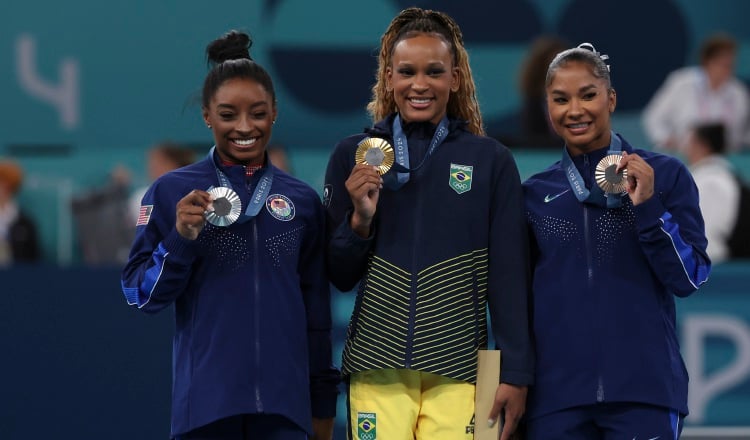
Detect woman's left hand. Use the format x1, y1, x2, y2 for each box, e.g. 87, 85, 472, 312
617, 151, 654, 206
488, 383, 527, 440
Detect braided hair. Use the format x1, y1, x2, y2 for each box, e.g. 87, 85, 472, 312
367, 7, 484, 135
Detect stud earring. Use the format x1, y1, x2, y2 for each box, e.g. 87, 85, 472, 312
272, 120, 276, 125
207, 124, 212, 129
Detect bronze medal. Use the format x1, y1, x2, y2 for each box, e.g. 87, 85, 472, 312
595, 154, 628, 194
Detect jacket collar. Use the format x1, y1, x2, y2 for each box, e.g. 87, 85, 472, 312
365, 113, 468, 139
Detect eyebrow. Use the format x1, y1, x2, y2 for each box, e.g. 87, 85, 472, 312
395, 60, 448, 67
550, 84, 598, 95
216, 101, 268, 110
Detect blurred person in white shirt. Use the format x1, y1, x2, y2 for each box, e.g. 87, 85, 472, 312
643, 33, 750, 153
686, 123, 742, 262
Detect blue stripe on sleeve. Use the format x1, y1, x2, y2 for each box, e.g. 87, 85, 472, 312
659, 212, 709, 289
138, 243, 169, 308
122, 243, 169, 308
670, 409, 680, 440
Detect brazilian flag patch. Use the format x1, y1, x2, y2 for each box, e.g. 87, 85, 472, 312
449, 163, 473, 194
357, 412, 376, 440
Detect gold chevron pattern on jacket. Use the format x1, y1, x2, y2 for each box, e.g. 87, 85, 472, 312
342, 249, 489, 383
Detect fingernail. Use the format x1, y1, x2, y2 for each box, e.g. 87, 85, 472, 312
488, 418, 496, 428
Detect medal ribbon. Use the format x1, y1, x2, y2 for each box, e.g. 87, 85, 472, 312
208, 146, 274, 223
388, 114, 450, 189
561, 131, 623, 208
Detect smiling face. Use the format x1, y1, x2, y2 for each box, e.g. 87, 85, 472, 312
386, 33, 459, 125
546, 60, 616, 155
203, 77, 277, 166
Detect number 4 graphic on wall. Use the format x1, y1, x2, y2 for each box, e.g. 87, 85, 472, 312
15, 33, 79, 130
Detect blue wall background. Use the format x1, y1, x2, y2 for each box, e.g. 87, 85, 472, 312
1, 264, 749, 439
3, 0, 750, 152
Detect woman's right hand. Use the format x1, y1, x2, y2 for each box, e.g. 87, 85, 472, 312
345, 164, 382, 238
176, 189, 212, 240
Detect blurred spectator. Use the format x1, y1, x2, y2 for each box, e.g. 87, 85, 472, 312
0, 160, 41, 265
72, 141, 194, 266
517, 35, 568, 149
686, 122, 750, 262
643, 32, 750, 153
128, 142, 196, 223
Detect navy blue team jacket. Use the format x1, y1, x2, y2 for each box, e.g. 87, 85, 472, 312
121, 150, 339, 437
325, 114, 534, 386
523, 133, 710, 419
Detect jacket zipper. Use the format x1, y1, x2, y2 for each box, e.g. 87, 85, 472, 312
583, 154, 605, 403
405, 183, 424, 369
585, 203, 604, 401
253, 219, 263, 412
405, 198, 421, 369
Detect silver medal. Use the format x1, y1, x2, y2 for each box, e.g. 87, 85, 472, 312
204, 186, 242, 226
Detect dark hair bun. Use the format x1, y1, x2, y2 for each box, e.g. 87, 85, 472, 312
206, 30, 252, 65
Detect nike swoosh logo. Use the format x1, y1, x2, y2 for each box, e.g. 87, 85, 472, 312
544, 189, 570, 203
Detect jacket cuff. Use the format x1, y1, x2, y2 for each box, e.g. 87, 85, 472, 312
334, 211, 375, 253
633, 195, 667, 232
500, 369, 534, 387
161, 228, 199, 265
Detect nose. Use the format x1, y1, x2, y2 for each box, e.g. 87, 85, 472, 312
411, 73, 429, 92
568, 98, 583, 117
236, 115, 253, 133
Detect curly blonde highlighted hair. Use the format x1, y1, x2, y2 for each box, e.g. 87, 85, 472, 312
366, 7, 484, 135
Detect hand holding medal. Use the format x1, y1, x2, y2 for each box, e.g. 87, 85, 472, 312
346, 137, 391, 238
615, 151, 654, 206
176, 189, 213, 240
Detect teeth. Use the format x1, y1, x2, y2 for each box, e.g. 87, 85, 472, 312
410, 98, 431, 104
569, 123, 588, 129
233, 139, 257, 146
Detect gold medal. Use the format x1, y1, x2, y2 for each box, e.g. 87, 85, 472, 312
204, 186, 242, 226
595, 154, 628, 194
355, 137, 395, 175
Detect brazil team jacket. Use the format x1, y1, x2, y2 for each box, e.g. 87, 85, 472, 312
120, 150, 339, 437
523, 133, 710, 419
324, 114, 534, 386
